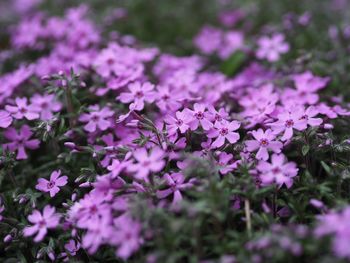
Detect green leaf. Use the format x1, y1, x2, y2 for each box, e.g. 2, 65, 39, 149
302, 145, 310, 156
221, 51, 247, 76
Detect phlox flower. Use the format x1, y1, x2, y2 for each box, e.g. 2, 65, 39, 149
256, 34, 289, 62
128, 147, 165, 182
165, 110, 191, 136
216, 152, 240, 174
268, 110, 307, 141
5, 97, 39, 120
117, 82, 156, 111
30, 93, 62, 120
298, 106, 323, 127
156, 172, 196, 207
112, 214, 143, 259
36, 170, 68, 197
257, 154, 298, 188
245, 129, 283, 161
207, 120, 240, 148
185, 103, 213, 131
23, 205, 60, 242
79, 105, 114, 132
3, 125, 40, 160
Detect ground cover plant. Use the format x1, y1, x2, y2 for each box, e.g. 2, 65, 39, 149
1, 0, 350, 262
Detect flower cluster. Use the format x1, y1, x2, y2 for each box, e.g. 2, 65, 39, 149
1, 1, 350, 262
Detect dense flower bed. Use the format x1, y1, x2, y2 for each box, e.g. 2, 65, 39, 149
1, 1, 350, 262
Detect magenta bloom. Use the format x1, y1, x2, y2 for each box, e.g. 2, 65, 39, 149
185, 103, 213, 131
5, 97, 39, 120
217, 152, 239, 175
165, 110, 191, 135
298, 106, 323, 127
256, 34, 289, 62
207, 120, 240, 148
245, 129, 283, 161
36, 170, 68, 197
79, 105, 114, 132
0, 110, 13, 128
269, 110, 307, 141
23, 205, 61, 242
117, 82, 156, 111
30, 93, 62, 120
3, 125, 40, 160
128, 147, 165, 182
257, 154, 298, 188
112, 214, 143, 259
156, 172, 196, 207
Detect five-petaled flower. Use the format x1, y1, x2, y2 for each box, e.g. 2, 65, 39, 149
36, 170, 68, 197
79, 105, 114, 133
257, 154, 298, 188
245, 129, 283, 160
128, 147, 165, 182
117, 82, 156, 111
3, 125, 40, 160
23, 205, 61, 242
207, 120, 240, 148
5, 97, 39, 120
256, 34, 289, 62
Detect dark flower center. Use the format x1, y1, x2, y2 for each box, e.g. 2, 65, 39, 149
135, 91, 144, 98
38, 220, 46, 228
220, 128, 229, 136
41, 102, 48, 109
272, 167, 281, 174
47, 181, 55, 189
260, 139, 269, 146
19, 107, 27, 114
107, 58, 115, 65
215, 114, 222, 121
176, 119, 183, 126
285, 119, 294, 128
195, 111, 204, 120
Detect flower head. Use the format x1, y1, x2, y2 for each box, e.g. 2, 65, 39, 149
79, 105, 114, 133
3, 125, 40, 159
207, 120, 240, 148
36, 170, 68, 197
5, 97, 39, 120
256, 34, 289, 62
23, 205, 61, 242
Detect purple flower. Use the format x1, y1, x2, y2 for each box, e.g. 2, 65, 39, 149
316, 206, 350, 259
298, 106, 323, 127
3, 125, 40, 160
0, 110, 13, 128
35, 170, 68, 197
128, 147, 165, 182
156, 172, 196, 207
23, 205, 60, 242
165, 110, 191, 135
185, 103, 213, 131
207, 120, 240, 148
79, 105, 114, 132
30, 93, 62, 120
257, 154, 298, 188
245, 129, 283, 160
117, 82, 156, 111
256, 34, 289, 62
269, 110, 307, 141
216, 152, 239, 175
5, 97, 39, 120
112, 214, 143, 259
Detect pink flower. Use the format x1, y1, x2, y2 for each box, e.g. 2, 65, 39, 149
3, 125, 40, 160
5, 97, 39, 120
30, 93, 62, 120
245, 129, 283, 161
165, 110, 191, 136
185, 103, 213, 131
156, 172, 196, 206
23, 205, 61, 242
216, 152, 239, 174
207, 120, 240, 148
79, 105, 114, 132
128, 147, 165, 182
256, 34, 289, 62
257, 154, 298, 188
0, 110, 13, 128
112, 214, 143, 259
298, 106, 323, 127
117, 82, 156, 111
35, 170, 68, 197
269, 110, 307, 141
